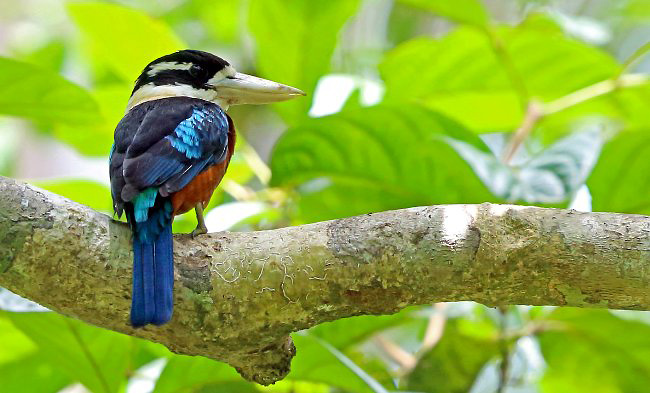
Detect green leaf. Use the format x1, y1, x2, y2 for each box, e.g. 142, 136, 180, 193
153, 355, 250, 393
380, 26, 621, 133
404, 319, 499, 393
398, 0, 489, 27
68, 2, 185, 81
55, 84, 131, 156
0, 125, 19, 176
539, 308, 650, 392
288, 334, 387, 393
0, 312, 36, 364
33, 180, 113, 213
17, 41, 66, 72
0, 352, 71, 393
624, 0, 650, 23
8, 312, 131, 393
257, 380, 330, 393
588, 130, 650, 214
248, 0, 361, 122
456, 129, 603, 204
197, 382, 259, 393
270, 105, 495, 222
315, 337, 390, 393
425, 90, 524, 132
191, 0, 243, 44
0, 57, 100, 125
0, 313, 72, 392
308, 308, 416, 350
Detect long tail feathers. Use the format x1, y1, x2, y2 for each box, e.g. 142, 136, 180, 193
131, 222, 174, 327
152, 223, 174, 325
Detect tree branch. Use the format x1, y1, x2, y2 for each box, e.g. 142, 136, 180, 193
2, 176, 650, 384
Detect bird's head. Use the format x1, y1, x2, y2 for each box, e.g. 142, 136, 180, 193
127, 49, 304, 111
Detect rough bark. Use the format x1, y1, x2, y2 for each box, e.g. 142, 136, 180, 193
1, 176, 650, 384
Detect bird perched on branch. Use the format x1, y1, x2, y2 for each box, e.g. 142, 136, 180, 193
109, 50, 304, 327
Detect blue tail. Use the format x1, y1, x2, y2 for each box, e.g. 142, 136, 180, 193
130, 200, 174, 327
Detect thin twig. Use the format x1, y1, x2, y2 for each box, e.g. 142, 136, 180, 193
496, 32, 649, 165
374, 335, 417, 372
242, 144, 272, 185
501, 320, 562, 340
501, 100, 544, 164
419, 303, 447, 353
501, 73, 648, 165
222, 180, 256, 201
543, 74, 648, 115
496, 307, 511, 393
375, 303, 448, 378
620, 41, 650, 76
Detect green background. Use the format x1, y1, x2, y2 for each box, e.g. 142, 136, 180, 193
0, 0, 649, 392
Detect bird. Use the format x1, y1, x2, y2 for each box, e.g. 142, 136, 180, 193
109, 50, 304, 327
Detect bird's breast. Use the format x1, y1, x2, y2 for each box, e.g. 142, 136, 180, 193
171, 160, 230, 215
170, 113, 236, 216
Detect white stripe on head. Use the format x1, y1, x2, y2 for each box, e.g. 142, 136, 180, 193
206, 65, 237, 86
146, 62, 193, 77
126, 83, 230, 112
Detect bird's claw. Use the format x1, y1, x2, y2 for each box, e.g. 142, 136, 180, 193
191, 203, 208, 238
191, 226, 208, 239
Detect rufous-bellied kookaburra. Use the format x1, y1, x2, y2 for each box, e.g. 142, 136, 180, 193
109, 50, 304, 327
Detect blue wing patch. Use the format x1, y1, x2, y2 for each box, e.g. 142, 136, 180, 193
167, 108, 229, 159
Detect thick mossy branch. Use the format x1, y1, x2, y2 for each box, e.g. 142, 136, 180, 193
1, 176, 650, 384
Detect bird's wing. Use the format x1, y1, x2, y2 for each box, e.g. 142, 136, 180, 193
109, 97, 230, 217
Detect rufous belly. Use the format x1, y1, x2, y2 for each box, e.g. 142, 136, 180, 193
171, 161, 228, 215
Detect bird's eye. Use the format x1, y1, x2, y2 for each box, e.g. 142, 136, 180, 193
189, 65, 205, 78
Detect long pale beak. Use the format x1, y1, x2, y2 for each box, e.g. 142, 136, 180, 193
211, 72, 305, 105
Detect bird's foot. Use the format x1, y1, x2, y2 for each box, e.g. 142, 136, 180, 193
191, 224, 208, 238
191, 203, 208, 238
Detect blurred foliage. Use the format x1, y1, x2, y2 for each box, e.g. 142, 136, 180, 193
456, 129, 603, 203
398, 0, 490, 27
0, 57, 100, 125
589, 130, 650, 214
539, 308, 650, 392
35, 179, 114, 213
68, 3, 185, 81
406, 319, 500, 393
249, 0, 361, 122
271, 104, 495, 222
380, 23, 625, 134
0, 0, 649, 392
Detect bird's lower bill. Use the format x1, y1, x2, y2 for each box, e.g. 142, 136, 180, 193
211, 72, 305, 105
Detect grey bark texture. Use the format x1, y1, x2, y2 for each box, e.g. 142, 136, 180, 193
1, 176, 650, 384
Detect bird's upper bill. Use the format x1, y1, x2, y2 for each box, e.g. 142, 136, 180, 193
214, 72, 305, 105
127, 49, 305, 111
